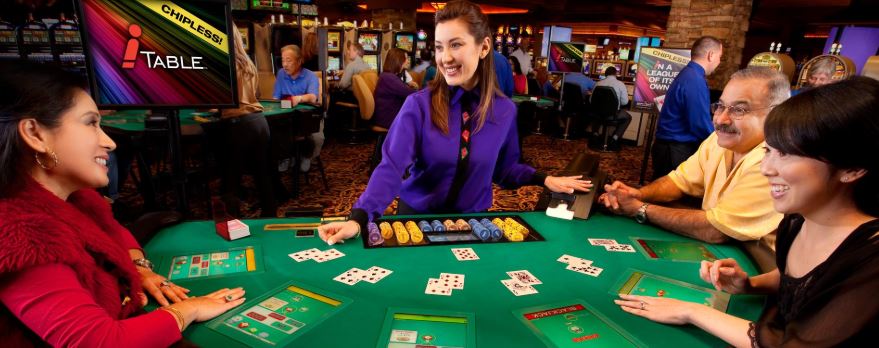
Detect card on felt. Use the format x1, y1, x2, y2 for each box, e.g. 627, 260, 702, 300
557, 254, 592, 267
589, 238, 618, 246
501, 278, 538, 296
361, 266, 393, 283
333, 268, 363, 285
289, 248, 320, 262
507, 270, 542, 285
451, 247, 479, 261
606, 244, 636, 253
440, 273, 465, 289
314, 248, 345, 263
425, 278, 452, 296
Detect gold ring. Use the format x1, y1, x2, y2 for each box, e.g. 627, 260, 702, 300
224, 295, 234, 303
160, 280, 171, 287
640, 301, 646, 310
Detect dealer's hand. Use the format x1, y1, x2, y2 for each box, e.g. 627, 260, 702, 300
138, 267, 190, 307
544, 175, 593, 194
318, 220, 360, 246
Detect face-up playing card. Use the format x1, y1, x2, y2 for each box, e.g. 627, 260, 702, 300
605, 244, 636, 252
440, 273, 465, 289
507, 270, 542, 285
289, 248, 320, 262
333, 268, 364, 285
589, 238, 618, 246
566, 264, 603, 277
557, 254, 592, 267
313, 248, 345, 263
425, 278, 452, 296
501, 278, 538, 296
360, 266, 393, 283
451, 248, 479, 261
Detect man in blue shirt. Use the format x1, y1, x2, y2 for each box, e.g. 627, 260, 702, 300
652, 36, 723, 179
565, 71, 595, 99
493, 50, 514, 97
273, 44, 323, 172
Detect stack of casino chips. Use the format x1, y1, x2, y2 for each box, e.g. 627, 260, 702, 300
468, 219, 491, 241
454, 219, 470, 230
379, 222, 394, 239
404, 221, 425, 243
443, 220, 458, 231
430, 220, 445, 232
392, 221, 410, 244
492, 217, 526, 242
367, 222, 384, 246
504, 218, 530, 237
417, 221, 433, 233
479, 218, 503, 241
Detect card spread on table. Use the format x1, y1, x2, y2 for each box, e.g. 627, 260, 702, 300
451, 248, 479, 261
333, 266, 392, 285
507, 270, 542, 285
589, 238, 618, 246
557, 254, 603, 277
605, 244, 636, 253
440, 273, 466, 289
289, 248, 345, 263
501, 278, 539, 296
425, 273, 465, 295
557, 254, 592, 267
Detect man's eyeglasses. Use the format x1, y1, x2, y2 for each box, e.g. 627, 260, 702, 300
711, 102, 775, 120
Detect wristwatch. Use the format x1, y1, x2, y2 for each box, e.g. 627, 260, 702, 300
635, 203, 650, 224
133, 258, 154, 271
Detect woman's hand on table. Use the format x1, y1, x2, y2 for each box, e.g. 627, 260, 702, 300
700, 259, 751, 294
318, 221, 360, 245
163, 287, 246, 331
138, 266, 190, 307
544, 175, 593, 194
614, 293, 698, 325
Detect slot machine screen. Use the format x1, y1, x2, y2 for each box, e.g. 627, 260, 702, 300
358, 32, 379, 52
362, 54, 377, 70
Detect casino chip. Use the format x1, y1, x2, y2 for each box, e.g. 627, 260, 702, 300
443, 219, 458, 231
417, 220, 433, 232
455, 219, 470, 230
392, 221, 410, 244
379, 222, 394, 239
430, 220, 445, 232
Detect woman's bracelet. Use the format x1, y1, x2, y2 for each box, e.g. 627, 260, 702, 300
160, 306, 185, 331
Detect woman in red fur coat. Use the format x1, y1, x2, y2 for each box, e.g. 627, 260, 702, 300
0, 61, 245, 347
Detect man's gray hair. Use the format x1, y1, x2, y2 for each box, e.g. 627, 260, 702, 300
729, 67, 791, 106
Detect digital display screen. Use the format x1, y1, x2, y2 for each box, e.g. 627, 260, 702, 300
358, 32, 379, 52
547, 41, 584, 73
362, 54, 377, 70
395, 33, 414, 52
80, 0, 238, 108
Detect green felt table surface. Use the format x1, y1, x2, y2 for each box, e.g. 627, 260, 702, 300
144, 212, 765, 347
511, 95, 556, 109
100, 101, 317, 133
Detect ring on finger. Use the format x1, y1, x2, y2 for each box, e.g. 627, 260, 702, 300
160, 280, 171, 287
224, 295, 235, 303
640, 301, 646, 310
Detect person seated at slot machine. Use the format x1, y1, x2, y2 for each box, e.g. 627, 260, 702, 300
412, 48, 432, 73
615, 76, 879, 348
374, 48, 418, 129
0, 61, 245, 347
318, 0, 592, 245
273, 44, 324, 172
338, 41, 371, 91
589, 66, 632, 150
600, 68, 789, 263
791, 57, 835, 96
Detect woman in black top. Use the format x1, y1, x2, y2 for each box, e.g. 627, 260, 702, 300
615, 76, 879, 347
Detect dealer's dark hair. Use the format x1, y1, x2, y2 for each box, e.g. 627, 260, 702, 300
0, 61, 86, 197
764, 76, 879, 216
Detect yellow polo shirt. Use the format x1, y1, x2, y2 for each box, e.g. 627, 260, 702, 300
667, 133, 782, 242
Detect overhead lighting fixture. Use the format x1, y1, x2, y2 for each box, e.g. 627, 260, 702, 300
430, 2, 446, 10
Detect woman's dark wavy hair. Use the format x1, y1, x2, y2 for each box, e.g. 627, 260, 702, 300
0, 61, 87, 197
764, 76, 879, 216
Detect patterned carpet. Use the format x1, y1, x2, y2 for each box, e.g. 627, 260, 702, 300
115, 133, 654, 222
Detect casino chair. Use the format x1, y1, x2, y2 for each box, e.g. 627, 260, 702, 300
293, 71, 329, 193
588, 86, 626, 152
350, 74, 386, 173
557, 83, 586, 141
409, 69, 425, 89
334, 70, 378, 144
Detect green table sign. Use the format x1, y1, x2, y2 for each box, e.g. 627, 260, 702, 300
632, 238, 718, 262
515, 300, 642, 347
208, 281, 351, 347
377, 308, 476, 348
161, 246, 262, 281
614, 270, 730, 312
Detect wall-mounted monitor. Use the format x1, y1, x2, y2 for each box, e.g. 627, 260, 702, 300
540, 26, 571, 57
79, 0, 238, 108
395, 33, 414, 52
593, 60, 624, 76
547, 41, 585, 73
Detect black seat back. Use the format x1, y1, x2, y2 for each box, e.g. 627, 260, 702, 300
590, 86, 619, 120
561, 82, 584, 114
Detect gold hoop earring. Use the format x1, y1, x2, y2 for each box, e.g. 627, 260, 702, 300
35, 151, 59, 170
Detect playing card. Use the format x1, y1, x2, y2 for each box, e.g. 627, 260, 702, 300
605, 244, 636, 252
425, 278, 452, 296
451, 248, 479, 261
589, 238, 618, 246
507, 270, 542, 285
501, 278, 538, 296
333, 268, 363, 285
566, 264, 603, 277
360, 266, 393, 283
289, 248, 320, 262
314, 248, 345, 263
440, 273, 465, 289
556, 254, 592, 267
